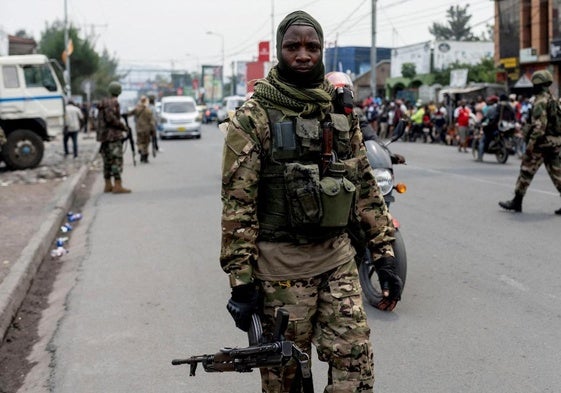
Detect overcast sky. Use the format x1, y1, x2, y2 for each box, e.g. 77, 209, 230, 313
2, 0, 494, 74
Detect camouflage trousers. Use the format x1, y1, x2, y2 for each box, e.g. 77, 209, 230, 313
258, 260, 374, 393
136, 131, 151, 155
100, 141, 124, 180
515, 146, 561, 196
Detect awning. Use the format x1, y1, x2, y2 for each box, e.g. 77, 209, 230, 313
513, 74, 533, 88
386, 76, 410, 89
438, 85, 486, 95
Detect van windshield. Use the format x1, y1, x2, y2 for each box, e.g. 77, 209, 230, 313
163, 101, 195, 113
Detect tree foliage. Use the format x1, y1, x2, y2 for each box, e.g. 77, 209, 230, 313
429, 4, 479, 41
401, 63, 416, 79
37, 20, 120, 101
432, 57, 498, 86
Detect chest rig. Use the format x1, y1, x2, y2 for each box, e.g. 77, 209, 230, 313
257, 109, 356, 243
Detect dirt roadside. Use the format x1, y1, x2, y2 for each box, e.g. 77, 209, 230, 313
0, 134, 100, 392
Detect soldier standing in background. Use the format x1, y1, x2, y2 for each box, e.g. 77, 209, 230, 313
97, 81, 132, 194
499, 70, 561, 213
127, 96, 155, 163
148, 95, 160, 154
220, 10, 401, 392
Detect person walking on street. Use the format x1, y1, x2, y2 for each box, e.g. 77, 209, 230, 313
455, 100, 471, 152
64, 100, 83, 158
220, 10, 401, 392
127, 96, 155, 163
96, 81, 132, 194
499, 70, 561, 213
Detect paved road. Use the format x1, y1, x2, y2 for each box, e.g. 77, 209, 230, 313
7, 125, 561, 392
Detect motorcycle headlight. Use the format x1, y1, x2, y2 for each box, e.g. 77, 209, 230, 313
371, 168, 393, 195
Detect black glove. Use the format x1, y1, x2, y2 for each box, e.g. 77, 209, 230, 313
375, 257, 403, 311
226, 283, 260, 332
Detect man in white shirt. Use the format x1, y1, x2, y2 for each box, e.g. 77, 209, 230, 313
64, 101, 84, 158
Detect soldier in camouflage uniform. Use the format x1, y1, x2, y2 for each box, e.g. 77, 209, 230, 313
127, 95, 155, 163
499, 70, 561, 214
97, 81, 132, 193
220, 11, 402, 393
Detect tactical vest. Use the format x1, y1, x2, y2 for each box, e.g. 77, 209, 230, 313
257, 109, 357, 243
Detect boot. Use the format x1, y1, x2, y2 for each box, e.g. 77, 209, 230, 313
555, 207, 561, 215
498, 193, 523, 212
104, 178, 113, 193
112, 179, 131, 194
143, 154, 149, 163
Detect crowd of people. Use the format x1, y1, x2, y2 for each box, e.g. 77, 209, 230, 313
356, 93, 533, 159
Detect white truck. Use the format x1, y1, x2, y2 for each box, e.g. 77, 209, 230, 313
0, 54, 66, 169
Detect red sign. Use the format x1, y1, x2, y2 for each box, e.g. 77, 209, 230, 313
258, 41, 270, 62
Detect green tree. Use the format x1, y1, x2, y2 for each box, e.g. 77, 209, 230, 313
90, 49, 123, 101
38, 21, 100, 97
14, 29, 34, 39
429, 4, 478, 41
401, 63, 416, 79
433, 57, 498, 86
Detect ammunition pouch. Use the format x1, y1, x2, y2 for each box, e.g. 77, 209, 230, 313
258, 109, 356, 243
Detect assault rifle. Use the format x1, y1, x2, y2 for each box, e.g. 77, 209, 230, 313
121, 114, 136, 166
171, 309, 314, 392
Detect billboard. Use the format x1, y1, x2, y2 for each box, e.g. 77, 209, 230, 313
201, 65, 223, 104
258, 41, 270, 62
433, 40, 493, 70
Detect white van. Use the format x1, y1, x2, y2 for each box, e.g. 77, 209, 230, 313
157, 96, 201, 139
216, 95, 246, 122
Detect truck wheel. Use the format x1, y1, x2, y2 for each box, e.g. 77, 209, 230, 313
2, 129, 44, 170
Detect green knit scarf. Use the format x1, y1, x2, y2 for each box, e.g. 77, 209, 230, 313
253, 67, 335, 118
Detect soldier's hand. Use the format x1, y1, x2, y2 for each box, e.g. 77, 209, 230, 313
375, 256, 402, 311
226, 283, 260, 332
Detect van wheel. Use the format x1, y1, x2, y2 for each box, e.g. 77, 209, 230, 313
2, 129, 44, 170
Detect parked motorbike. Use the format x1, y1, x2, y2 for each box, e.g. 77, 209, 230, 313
356, 119, 408, 309
471, 120, 517, 163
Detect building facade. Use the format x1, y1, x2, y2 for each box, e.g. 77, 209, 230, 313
495, 0, 561, 97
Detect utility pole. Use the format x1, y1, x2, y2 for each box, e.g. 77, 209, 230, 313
64, 0, 71, 99
370, 0, 377, 98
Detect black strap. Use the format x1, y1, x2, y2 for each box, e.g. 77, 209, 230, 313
289, 359, 314, 393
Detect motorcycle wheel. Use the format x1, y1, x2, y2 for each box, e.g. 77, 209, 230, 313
358, 229, 407, 309
494, 139, 509, 164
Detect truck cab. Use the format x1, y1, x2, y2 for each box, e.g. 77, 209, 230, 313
0, 54, 65, 169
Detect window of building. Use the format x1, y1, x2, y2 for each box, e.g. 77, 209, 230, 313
553, 0, 561, 39
498, 0, 520, 59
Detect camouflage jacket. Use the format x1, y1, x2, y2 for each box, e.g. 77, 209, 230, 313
527, 90, 561, 148
97, 97, 126, 142
128, 104, 155, 135
220, 99, 395, 287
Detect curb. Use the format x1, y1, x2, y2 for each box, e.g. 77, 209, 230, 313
0, 164, 90, 341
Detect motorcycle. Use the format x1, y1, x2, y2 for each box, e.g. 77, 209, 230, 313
356, 119, 408, 309
471, 120, 517, 163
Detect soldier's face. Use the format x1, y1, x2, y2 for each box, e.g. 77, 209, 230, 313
281, 25, 321, 74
